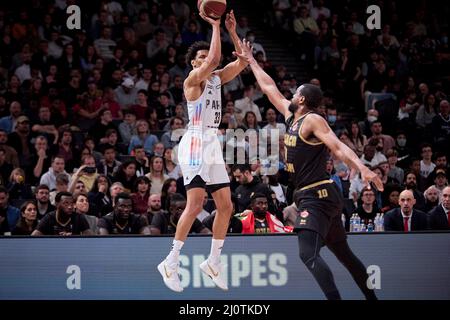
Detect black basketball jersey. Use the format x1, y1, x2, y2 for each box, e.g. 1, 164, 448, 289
284, 112, 329, 189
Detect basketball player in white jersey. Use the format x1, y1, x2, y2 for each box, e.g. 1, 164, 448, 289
158, 10, 247, 292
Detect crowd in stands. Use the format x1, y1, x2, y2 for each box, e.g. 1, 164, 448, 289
0, 0, 448, 236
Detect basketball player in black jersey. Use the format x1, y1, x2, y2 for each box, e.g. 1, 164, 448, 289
235, 40, 383, 300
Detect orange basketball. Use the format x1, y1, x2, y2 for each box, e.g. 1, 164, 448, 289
197, 0, 227, 19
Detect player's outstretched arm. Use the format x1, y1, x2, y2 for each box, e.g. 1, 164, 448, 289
225, 10, 241, 54
184, 13, 221, 88
306, 113, 384, 191
215, 10, 248, 84
234, 40, 290, 118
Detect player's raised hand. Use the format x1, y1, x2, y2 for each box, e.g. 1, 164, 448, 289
361, 167, 384, 192
199, 11, 221, 27
225, 10, 236, 32
232, 39, 254, 63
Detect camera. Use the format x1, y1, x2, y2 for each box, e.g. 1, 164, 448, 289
82, 166, 96, 174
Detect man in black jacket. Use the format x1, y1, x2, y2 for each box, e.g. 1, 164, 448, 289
232, 164, 274, 214
384, 189, 428, 231
428, 186, 450, 230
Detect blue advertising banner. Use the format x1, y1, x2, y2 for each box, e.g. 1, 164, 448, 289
1, 233, 449, 300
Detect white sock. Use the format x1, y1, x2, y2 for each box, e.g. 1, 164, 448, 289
166, 239, 184, 265
209, 239, 224, 264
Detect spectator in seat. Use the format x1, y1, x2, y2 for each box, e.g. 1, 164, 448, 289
130, 89, 150, 120
404, 171, 426, 211
49, 174, 69, 206
98, 192, 150, 235
12, 200, 38, 235
163, 147, 181, 179
7, 115, 33, 168
150, 193, 210, 235
39, 156, 71, 191
131, 176, 151, 215
114, 77, 138, 110
423, 185, 440, 212
71, 154, 99, 193
385, 149, 404, 185
419, 143, 435, 180
73, 192, 97, 234
113, 160, 138, 193
355, 187, 380, 225
426, 153, 449, 187
380, 186, 400, 213
88, 109, 118, 146
160, 178, 178, 211
241, 193, 286, 234
31, 105, 58, 144
147, 193, 162, 225
360, 141, 386, 168
97, 144, 121, 181
7, 168, 33, 200
35, 184, 55, 219
160, 116, 184, 149
232, 164, 275, 214
119, 110, 137, 145
133, 145, 150, 177
0, 186, 20, 235
428, 186, 450, 230
431, 169, 448, 194
146, 156, 169, 195
367, 121, 395, 154
0, 130, 19, 168
234, 85, 262, 124
32, 191, 92, 236
263, 107, 286, 136
27, 135, 52, 186
88, 174, 113, 217
0, 101, 22, 134
128, 120, 159, 155
383, 189, 428, 232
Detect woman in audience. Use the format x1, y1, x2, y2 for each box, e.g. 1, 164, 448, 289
160, 178, 177, 211
114, 160, 138, 193
88, 174, 112, 217
145, 156, 169, 194
240, 111, 261, 131
74, 192, 97, 234
12, 201, 39, 235
349, 121, 367, 157
163, 147, 181, 179
131, 176, 151, 215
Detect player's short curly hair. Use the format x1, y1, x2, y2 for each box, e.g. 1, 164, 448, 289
185, 41, 210, 65
297, 83, 323, 110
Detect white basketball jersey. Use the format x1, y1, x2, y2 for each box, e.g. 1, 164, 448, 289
186, 74, 222, 131
178, 74, 224, 175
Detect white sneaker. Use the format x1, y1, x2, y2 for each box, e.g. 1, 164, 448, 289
157, 259, 183, 292
199, 259, 228, 291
